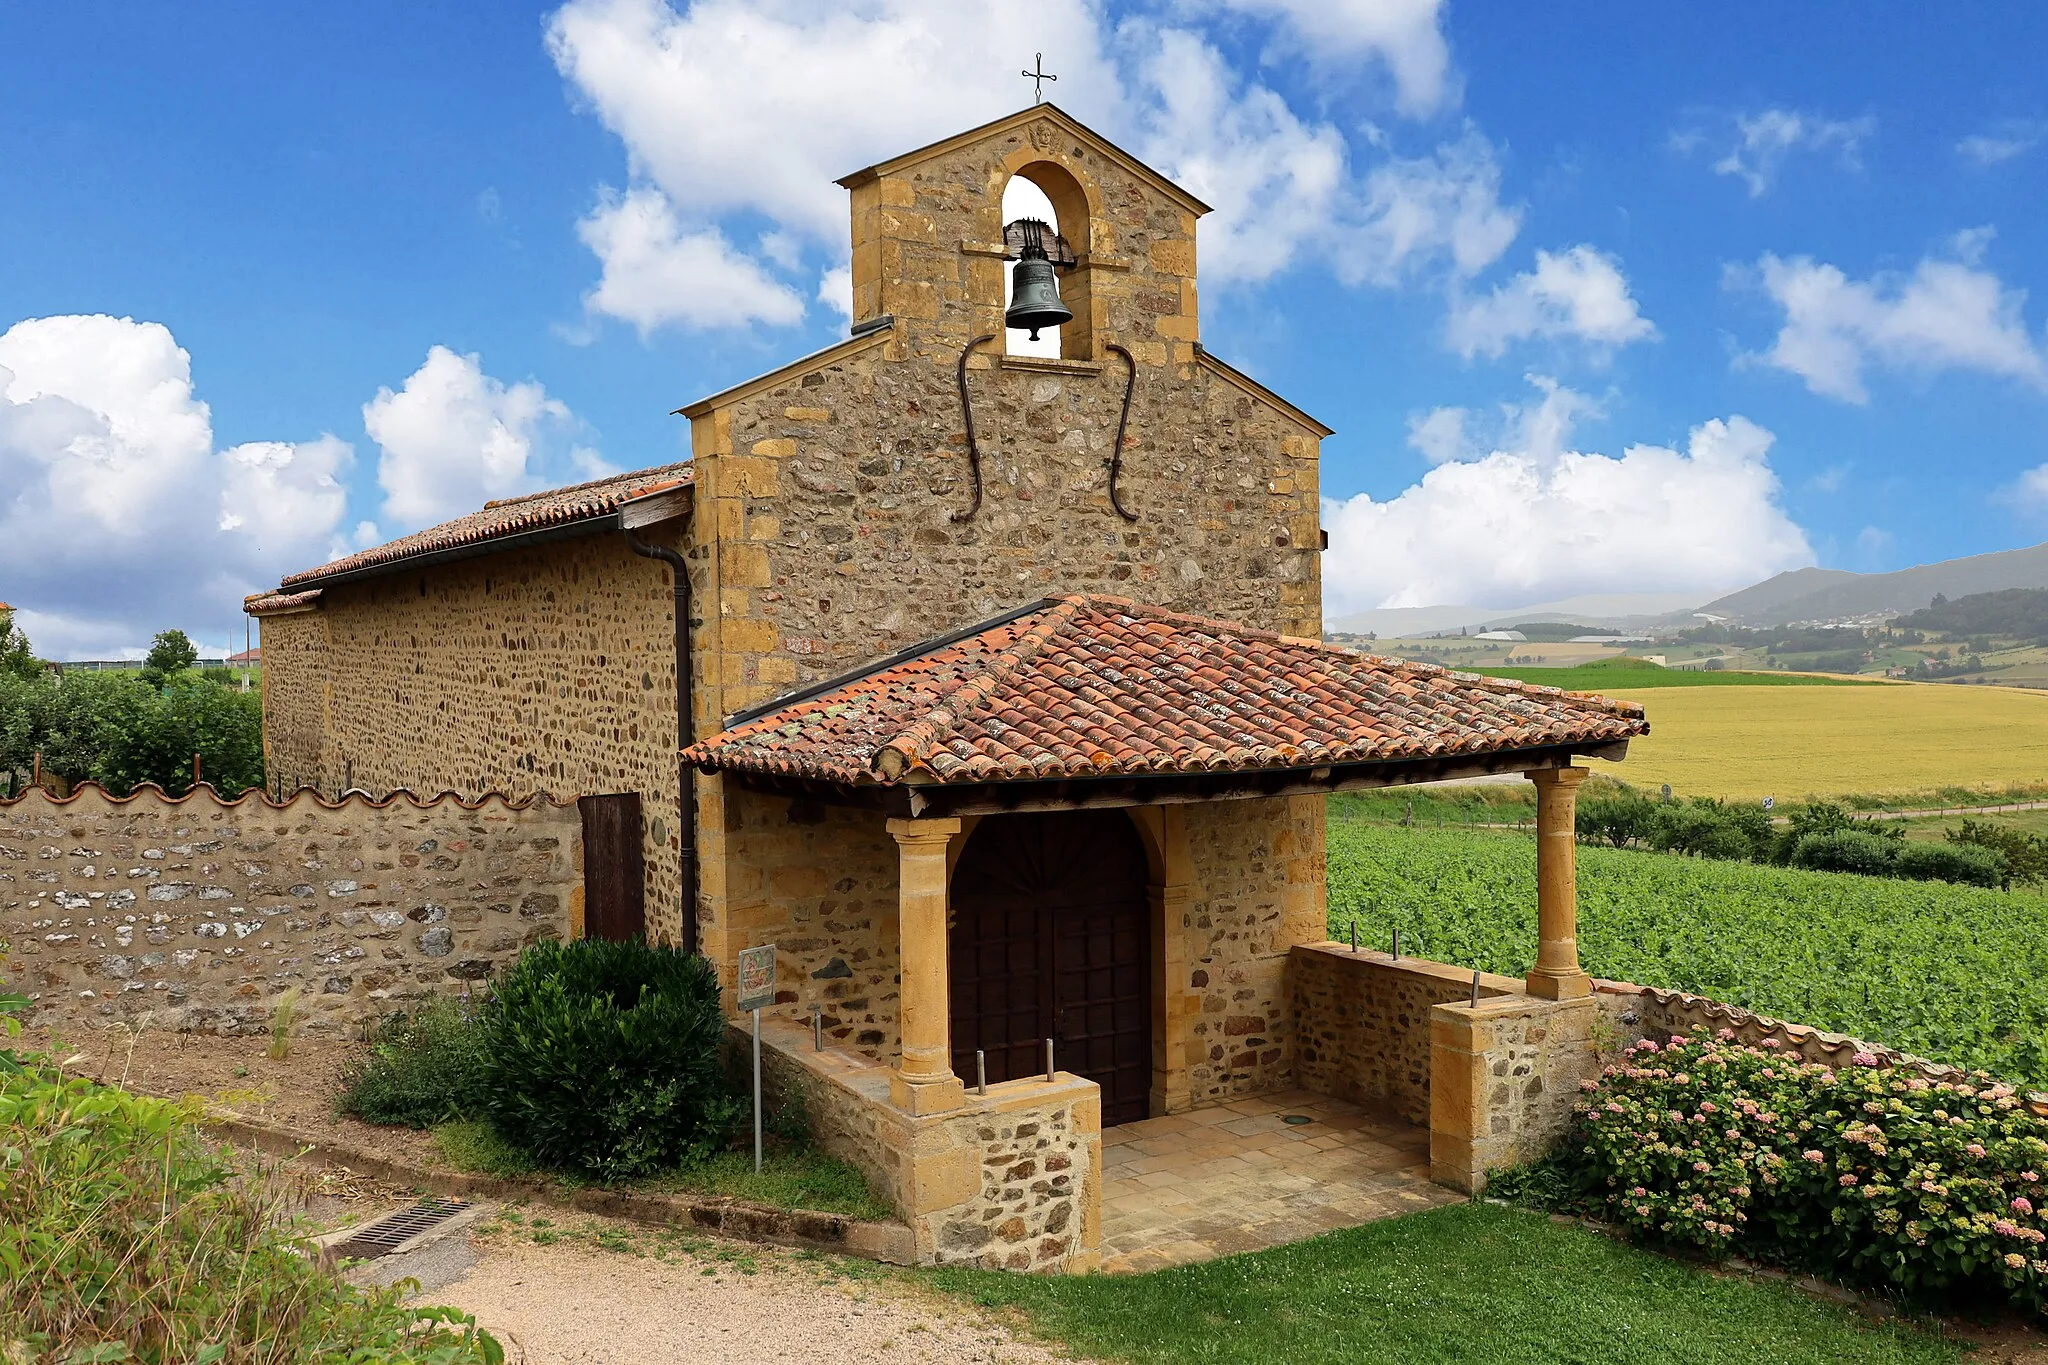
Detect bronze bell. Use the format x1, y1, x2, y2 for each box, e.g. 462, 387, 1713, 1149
1005, 220, 1072, 339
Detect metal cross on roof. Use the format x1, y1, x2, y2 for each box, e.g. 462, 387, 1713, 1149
1022, 53, 1056, 103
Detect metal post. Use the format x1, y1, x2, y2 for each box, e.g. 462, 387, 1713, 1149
976, 1050, 987, 1096
1044, 1038, 1055, 1083
811, 1003, 823, 1052
1349, 922, 1358, 953
752, 1006, 763, 1174
1392, 927, 1400, 961
1468, 969, 1481, 1009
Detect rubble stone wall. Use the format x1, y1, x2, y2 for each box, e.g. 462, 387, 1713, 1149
0, 784, 580, 1034
754, 1018, 1098, 1272
1181, 796, 1327, 1105
1290, 945, 1521, 1126
258, 528, 688, 944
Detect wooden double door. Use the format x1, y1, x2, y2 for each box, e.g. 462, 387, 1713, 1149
947, 809, 1153, 1127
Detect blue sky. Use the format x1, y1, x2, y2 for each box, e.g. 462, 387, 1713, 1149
2, 1, 2045, 655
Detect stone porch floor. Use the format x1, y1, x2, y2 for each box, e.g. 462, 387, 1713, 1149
1098, 1089, 1462, 1273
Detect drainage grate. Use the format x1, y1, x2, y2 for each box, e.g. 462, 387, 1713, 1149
328, 1197, 472, 1261
1281, 1114, 1314, 1126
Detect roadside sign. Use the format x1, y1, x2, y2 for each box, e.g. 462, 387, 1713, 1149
737, 943, 777, 1012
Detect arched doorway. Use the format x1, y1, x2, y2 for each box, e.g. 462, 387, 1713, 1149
949, 808, 1152, 1125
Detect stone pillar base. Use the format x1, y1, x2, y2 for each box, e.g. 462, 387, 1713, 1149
1430, 992, 1598, 1195
890, 1071, 968, 1115
1523, 967, 1593, 1000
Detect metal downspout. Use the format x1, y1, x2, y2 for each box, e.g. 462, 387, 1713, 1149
624, 528, 698, 956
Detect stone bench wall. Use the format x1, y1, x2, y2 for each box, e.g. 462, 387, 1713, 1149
1289, 942, 1521, 1125
0, 783, 581, 1035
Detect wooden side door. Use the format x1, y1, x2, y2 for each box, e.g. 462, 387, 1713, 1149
577, 792, 646, 943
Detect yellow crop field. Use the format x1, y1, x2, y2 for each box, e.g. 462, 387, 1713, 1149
1595, 683, 2048, 800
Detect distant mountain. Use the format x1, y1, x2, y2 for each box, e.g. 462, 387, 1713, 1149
1696, 542, 2048, 626
1327, 592, 1718, 639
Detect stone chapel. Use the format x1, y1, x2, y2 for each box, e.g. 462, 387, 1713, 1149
249, 105, 1646, 1270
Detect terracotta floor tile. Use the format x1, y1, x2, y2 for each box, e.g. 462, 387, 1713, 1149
1099, 1102, 1460, 1274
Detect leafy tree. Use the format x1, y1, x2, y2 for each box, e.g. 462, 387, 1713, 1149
0, 669, 263, 797
0, 608, 40, 681
140, 628, 199, 684
1947, 817, 2048, 890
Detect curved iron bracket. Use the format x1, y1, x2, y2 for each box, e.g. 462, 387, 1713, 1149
952, 333, 996, 523
1104, 343, 1140, 523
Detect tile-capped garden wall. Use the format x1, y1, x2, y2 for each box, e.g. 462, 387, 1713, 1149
0, 783, 580, 1035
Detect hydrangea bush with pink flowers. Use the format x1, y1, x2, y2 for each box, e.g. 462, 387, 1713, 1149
1553, 1030, 2048, 1312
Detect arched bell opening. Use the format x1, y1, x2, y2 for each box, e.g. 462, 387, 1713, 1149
1000, 160, 1095, 361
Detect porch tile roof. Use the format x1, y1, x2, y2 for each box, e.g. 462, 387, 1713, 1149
273, 463, 693, 590
685, 595, 1649, 787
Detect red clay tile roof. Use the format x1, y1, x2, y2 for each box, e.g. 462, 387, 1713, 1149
242, 588, 323, 616
685, 595, 1649, 786
274, 464, 693, 589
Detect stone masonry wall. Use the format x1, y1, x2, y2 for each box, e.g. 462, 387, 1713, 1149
1430, 992, 1600, 1194
261, 528, 687, 945
688, 108, 1326, 741
1291, 945, 1521, 1126
1181, 796, 1326, 1105
754, 1018, 1097, 1271
256, 610, 329, 793
719, 786, 901, 1057
0, 784, 579, 1035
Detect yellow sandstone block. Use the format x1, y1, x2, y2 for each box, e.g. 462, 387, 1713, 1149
721, 617, 779, 653
783, 406, 831, 422
725, 457, 780, 498
1149, 239, 1195, 276
755, 654, 797, 685
750, 438, 796, 459
723, 544, 771, 588
747, 514, 781, 542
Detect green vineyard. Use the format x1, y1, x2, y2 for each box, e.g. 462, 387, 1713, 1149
1326, 821, 2048, 1089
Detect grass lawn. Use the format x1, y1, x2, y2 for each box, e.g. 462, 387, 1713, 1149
1594, 682, 2048, 800
929, 1202, 1959, 1364
430, 1119, 894, 1222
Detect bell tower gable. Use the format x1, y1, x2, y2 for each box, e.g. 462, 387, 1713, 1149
837, 105, 1208, 367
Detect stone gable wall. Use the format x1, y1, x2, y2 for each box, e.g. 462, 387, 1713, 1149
258, 528, 688, 944
257, 611, 330, 792
689, 111, 1325, 737
0, 784, 579, 1034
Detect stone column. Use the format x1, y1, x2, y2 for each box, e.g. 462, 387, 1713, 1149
1524, 766, 1591, 1000
887, 816, 967, 1115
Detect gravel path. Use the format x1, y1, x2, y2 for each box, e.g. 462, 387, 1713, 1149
413, 1216, 1086, 1365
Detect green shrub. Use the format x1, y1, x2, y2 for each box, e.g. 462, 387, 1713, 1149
338, 996, 493, 1129
481, 939, 738, 1182
1790, 829, 1899, 876
1949, 818, 2048, 889
1578, 787, 1657, 848
1893, 840, 2007, 889
1555, 1032, 2048, 1315
0, 1068, 500, 1362
1647, 798, 1771, 862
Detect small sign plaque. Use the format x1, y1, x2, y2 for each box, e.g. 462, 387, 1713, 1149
736, 943, 777, 1013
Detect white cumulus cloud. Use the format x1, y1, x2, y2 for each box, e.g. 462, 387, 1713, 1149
0, 314, 350, 658
1677, 108, 1875, 197
363, 346, 594, 530
575, 186, 806, 334
2012, 463, 2048, 518
1446, 245, 1656, 358
1213, 0, 1453, 117
543, 0, 1522, 329
1322, 379, 1813, 614
1735, 238, 2048, 403
1958, 120, 2045, 167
